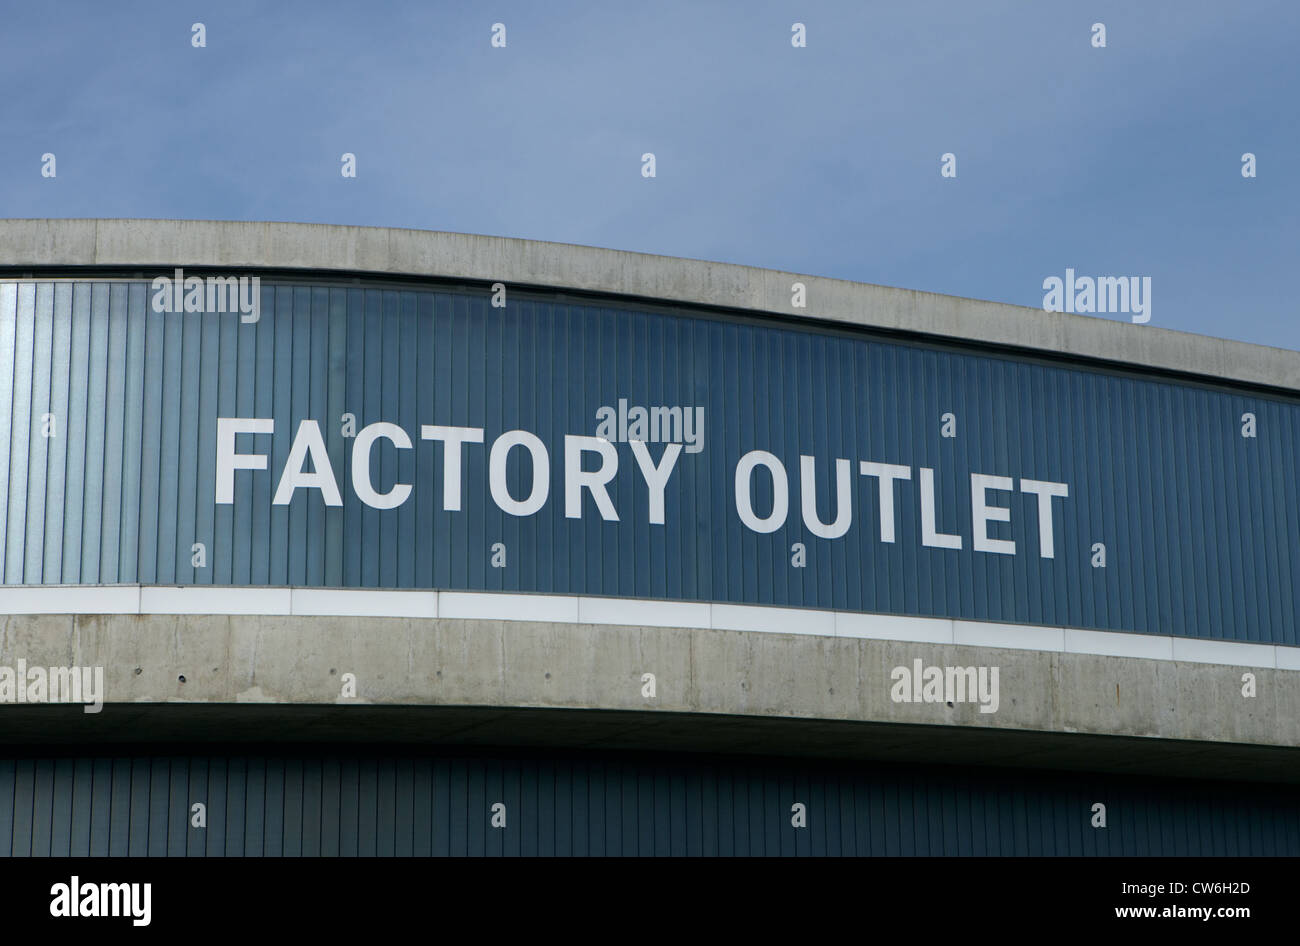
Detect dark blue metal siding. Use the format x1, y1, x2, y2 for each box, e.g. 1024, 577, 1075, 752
1, 277, 1298, 643
0, 752, 1296, 856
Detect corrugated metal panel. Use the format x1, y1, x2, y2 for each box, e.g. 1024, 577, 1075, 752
0, 751, 1296, 856
1, 277, 1298, 643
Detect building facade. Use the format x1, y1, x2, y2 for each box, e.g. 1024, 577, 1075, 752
1, 219, 1297, 855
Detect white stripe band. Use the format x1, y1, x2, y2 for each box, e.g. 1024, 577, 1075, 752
1, 584, 1296, 670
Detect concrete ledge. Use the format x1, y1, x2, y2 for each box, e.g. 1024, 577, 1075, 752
1, 218, 1297, 392
1, 613, 1296, 759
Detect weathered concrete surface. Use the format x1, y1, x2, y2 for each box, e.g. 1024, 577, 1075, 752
2, 218, 1298, 391
1, 614, 1295, 767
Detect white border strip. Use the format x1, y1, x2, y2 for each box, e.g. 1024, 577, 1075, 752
2, 585, 1297, 670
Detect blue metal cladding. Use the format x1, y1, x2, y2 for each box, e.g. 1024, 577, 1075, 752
0, 751, 1297, 856
1, 276, 1298, 643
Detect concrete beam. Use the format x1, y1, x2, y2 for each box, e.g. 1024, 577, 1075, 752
1, 614, 1295, 774
1, 218, 1296, 392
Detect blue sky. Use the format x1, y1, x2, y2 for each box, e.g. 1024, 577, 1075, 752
2, 0, 1296, 348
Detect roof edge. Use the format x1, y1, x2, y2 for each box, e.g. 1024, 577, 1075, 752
1, 217, 1295, 392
